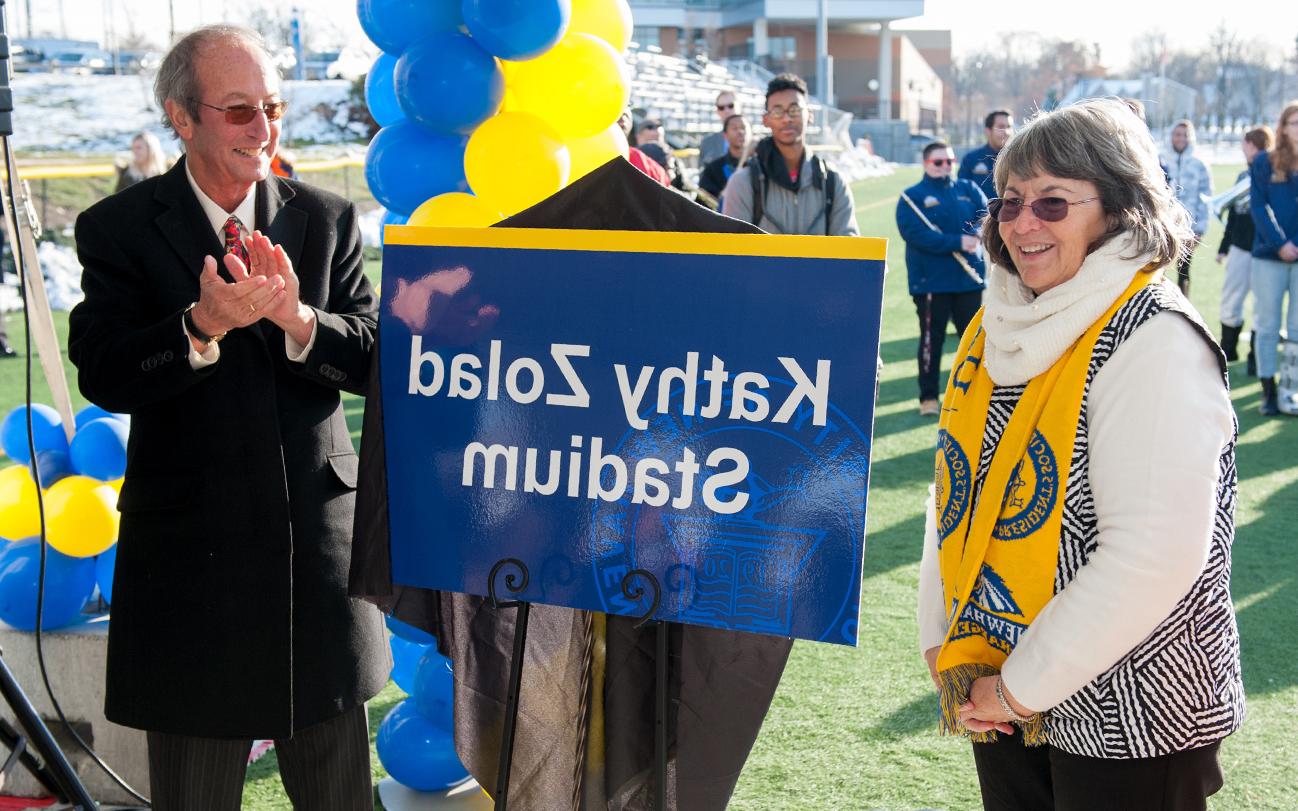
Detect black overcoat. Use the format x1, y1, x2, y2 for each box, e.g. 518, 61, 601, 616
68, 158, 390, 739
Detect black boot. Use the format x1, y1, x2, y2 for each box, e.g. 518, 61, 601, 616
1221, 324, 1241, 362
1260, 377, 1279, 416
1246, 330, 1257, 377
0, 335, 14, 358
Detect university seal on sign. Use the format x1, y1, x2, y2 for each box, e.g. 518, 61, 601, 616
934, 429, 971, 548
994, 430, 1058, 541
588, 377, 870, 644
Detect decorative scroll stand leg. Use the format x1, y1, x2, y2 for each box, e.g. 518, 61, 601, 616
488, 559, 531, 811
621, 570, 667, 811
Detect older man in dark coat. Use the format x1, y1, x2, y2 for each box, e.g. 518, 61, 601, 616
68, 24, 388, 810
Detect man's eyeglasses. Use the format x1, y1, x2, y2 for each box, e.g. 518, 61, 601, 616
192, 99, 288, 125
927, 158, 953, 167
766, 104, 804, 121
716, 102, 735, 111
988, 196, 1099, 223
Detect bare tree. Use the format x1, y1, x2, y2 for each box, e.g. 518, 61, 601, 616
1129, 31, 1170, 76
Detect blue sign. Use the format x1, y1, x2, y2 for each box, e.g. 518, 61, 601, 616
379, 227, 886, 645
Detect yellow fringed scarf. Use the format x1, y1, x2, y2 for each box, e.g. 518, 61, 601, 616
933, 270, 1157, 745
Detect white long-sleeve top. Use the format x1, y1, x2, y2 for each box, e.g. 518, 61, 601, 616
917, 248, 1234, 714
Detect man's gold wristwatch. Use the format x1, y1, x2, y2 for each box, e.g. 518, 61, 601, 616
183, 303, 227, 345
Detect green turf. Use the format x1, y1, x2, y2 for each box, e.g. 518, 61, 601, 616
1, 163, 1292, 809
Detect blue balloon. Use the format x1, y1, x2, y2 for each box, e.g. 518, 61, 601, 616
365, 120, 469, 216
376, 700, 469, 791
358, 0, 463, 56
386, 614, 437, 645
462, 0, 570, 61
73, 405, 129, 432
0, 538, 96, 631
31, 448, 74, 488
365, 53, 404, 128
413, 648, 455, 729
69, 418, 129, 481
390, 634, 432, 693
380, 209, 409, 229
95, 543, 117, 605
2, 405, 68, 466
395, 33, 503, 135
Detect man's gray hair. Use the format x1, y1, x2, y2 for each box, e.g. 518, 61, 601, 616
984, 97, 1193, 273
154, 25, 273, 134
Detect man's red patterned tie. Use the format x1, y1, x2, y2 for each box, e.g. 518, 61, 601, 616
223, 216, 250, 268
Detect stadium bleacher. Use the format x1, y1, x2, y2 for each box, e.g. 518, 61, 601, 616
625, 44, 889, 182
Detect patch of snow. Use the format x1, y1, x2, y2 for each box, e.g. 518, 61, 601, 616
11, 74, 363, 155
1, 242, 85, 312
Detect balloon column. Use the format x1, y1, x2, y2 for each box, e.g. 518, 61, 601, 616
379, 616, 471, 791
361, 0, 634, 229
0, 404, 129, 630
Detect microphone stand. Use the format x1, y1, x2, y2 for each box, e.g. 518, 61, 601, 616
0, 2, 111, 807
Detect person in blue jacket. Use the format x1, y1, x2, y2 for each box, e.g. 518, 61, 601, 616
1249, 101, 1298, 416
959, 110, 1013, 202
897, 141, 988, 415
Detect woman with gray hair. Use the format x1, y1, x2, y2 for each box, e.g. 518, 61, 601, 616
916, 98, 1242, 810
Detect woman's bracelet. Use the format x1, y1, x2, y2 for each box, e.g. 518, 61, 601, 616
995, 676, 1036, 724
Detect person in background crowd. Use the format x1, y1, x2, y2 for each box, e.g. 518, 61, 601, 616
1166, 119, 1213, 296
636, 118, 691, 193
1249, 101, 1298, 416
271, 147, 298, 179
69, 25, 388, 808
920, 98, 1242, 811
896, 141, 986, 416
699, 89, 740, 166
617, 109, 671, 187
115, 131, 168, 192
1216, 126, 1272, 370
959, 110, 1013, 202
698, 114, 749, 210
1122, 99, 1173, 184
721, 73, 857, 237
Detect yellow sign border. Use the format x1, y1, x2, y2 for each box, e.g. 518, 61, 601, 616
384, 225, 887, 262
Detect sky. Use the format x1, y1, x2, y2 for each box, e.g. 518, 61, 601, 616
21, 0, 1298, 72
896, 0, 1297, 68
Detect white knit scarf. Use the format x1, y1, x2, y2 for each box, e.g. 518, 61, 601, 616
982, 234, 1158, 386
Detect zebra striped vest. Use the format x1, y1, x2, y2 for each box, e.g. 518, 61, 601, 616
973, 281, 1245, 758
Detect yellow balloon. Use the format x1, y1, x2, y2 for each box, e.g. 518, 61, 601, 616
408, 193, 503, 228
466, 112, 569, 216
569, 0, 633, 53
565, 123, 629, 182
506, 33, 628, 140
45, 475, 119, 558
106, 478, 124, 495
497, 59, 519, 112
0, 464, 40, 540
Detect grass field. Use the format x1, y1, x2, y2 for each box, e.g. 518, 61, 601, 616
1, 163, 1293, 810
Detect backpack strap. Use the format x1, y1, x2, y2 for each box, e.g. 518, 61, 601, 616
749, 158, 766, 228
810, 156, 839, 235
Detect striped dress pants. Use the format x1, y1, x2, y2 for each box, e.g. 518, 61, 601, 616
145, 703, 373, 810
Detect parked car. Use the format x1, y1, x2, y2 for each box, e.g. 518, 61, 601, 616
49, 49, 112, 75
302, 51, 341, 80
117, 50, 162, 73
12, 43, 45, 72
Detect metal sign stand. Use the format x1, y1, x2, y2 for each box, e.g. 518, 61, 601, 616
486, 560, 669, 811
